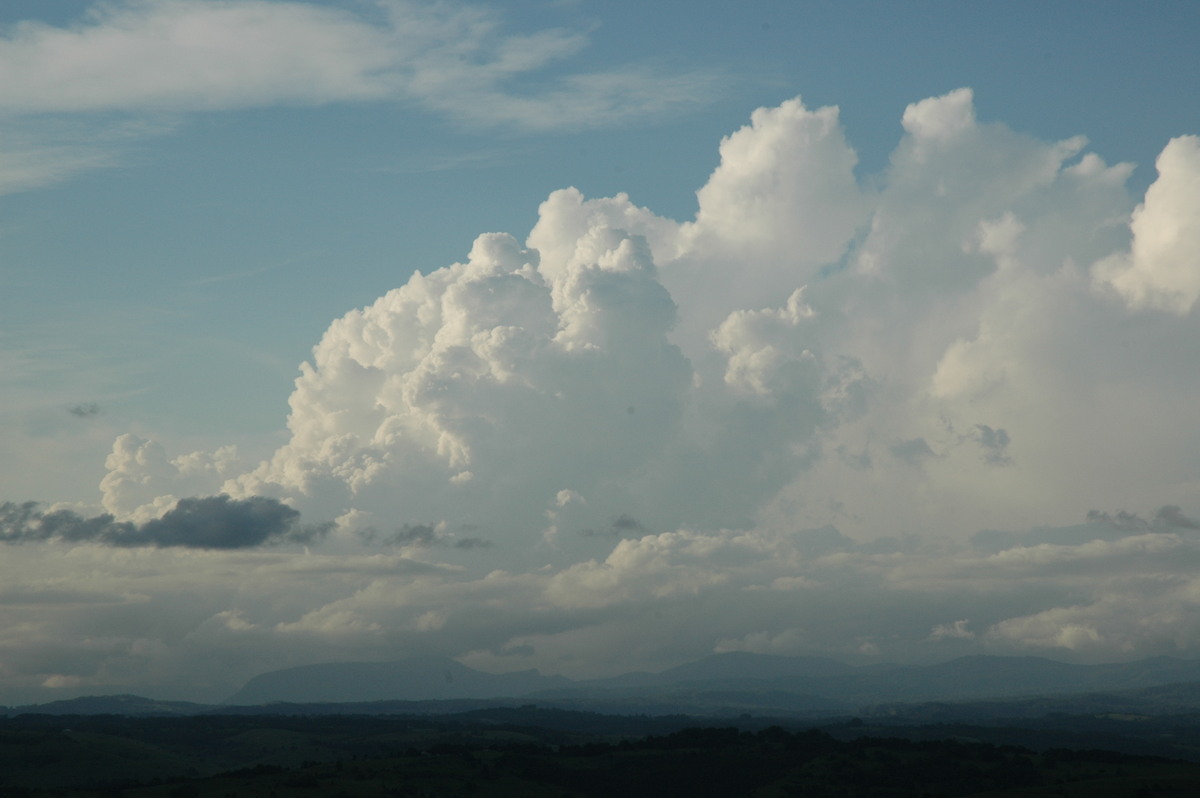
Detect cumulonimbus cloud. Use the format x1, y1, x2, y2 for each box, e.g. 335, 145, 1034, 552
90, 89, 1200, 561
4, 87, 1199, 703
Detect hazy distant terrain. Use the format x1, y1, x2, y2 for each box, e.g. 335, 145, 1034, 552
215, 651, 1200, 715
12, 651, 1200, 724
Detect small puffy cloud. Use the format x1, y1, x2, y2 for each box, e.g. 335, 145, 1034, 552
928, 619, 974, 642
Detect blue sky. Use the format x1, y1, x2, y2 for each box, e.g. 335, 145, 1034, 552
4, 1, 1195, 463
1, 0, 1199, 703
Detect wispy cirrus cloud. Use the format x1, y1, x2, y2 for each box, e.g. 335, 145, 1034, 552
0, 0, 722, 192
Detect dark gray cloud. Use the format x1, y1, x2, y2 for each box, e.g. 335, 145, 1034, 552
1154, 505, 1200, 530
1083, 507, 1199, 533
363, 523, 490, 550
390, 523, 438, 546
793, 524, 855, 557
838, 445, 872, 470
1085, 509, 1151, 532
0, 496, 326, 549
581, 513, 650, 539
890, 437, 935, 465
611, 514, 648, 535
67, 402, 100, 418
973, 424, 1011, 465
974, 506, 1198, 554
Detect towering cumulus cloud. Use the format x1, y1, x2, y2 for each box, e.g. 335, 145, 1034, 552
202, 96, 877, 550
1093, 135, 1200, 313
21, 89, 1190, 701
103, 90, 1200, 557
229, 229, 699, 544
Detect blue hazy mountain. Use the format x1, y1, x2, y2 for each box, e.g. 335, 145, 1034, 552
222, 652, 1200, 709
12, 653, 1200, 715
225, 655, 572, 705
580, 651, 852, 689
5, 694, 211, 716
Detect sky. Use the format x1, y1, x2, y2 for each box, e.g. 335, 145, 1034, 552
1, 0, 1199, 705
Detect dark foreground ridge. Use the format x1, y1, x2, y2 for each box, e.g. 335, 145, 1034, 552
5, 709, 1200, 796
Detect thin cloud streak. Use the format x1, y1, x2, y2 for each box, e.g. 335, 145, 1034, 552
0, 0, 723, 192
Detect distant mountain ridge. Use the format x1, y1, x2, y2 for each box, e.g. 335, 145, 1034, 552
223, 652, 1200, 705
225, 652, 1200, 710
226, 655, 572, 705
6, 694, 210, 716
11, 653, 1200, 717
585, 652, 851, 690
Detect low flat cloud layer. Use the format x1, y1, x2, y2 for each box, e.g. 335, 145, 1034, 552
2, 87, 1199, 703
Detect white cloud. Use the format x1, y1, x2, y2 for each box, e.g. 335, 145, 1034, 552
0, 0, 713, 123
101, 86, 1200, 564
711, 288, 817, 396
928, 619, 974, 642
686, 98, 863, 264
670, 97, 866, 345
196, 103, 878, 543
0, 0, 721, 192
1093, 135, 1200, 314
8, 508, 1200, 700
219, 229, 700, 546
100, 433, 244, 522
6, 88, 1200, 701
0, 0, 395, 112
0, 122, 116, 195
